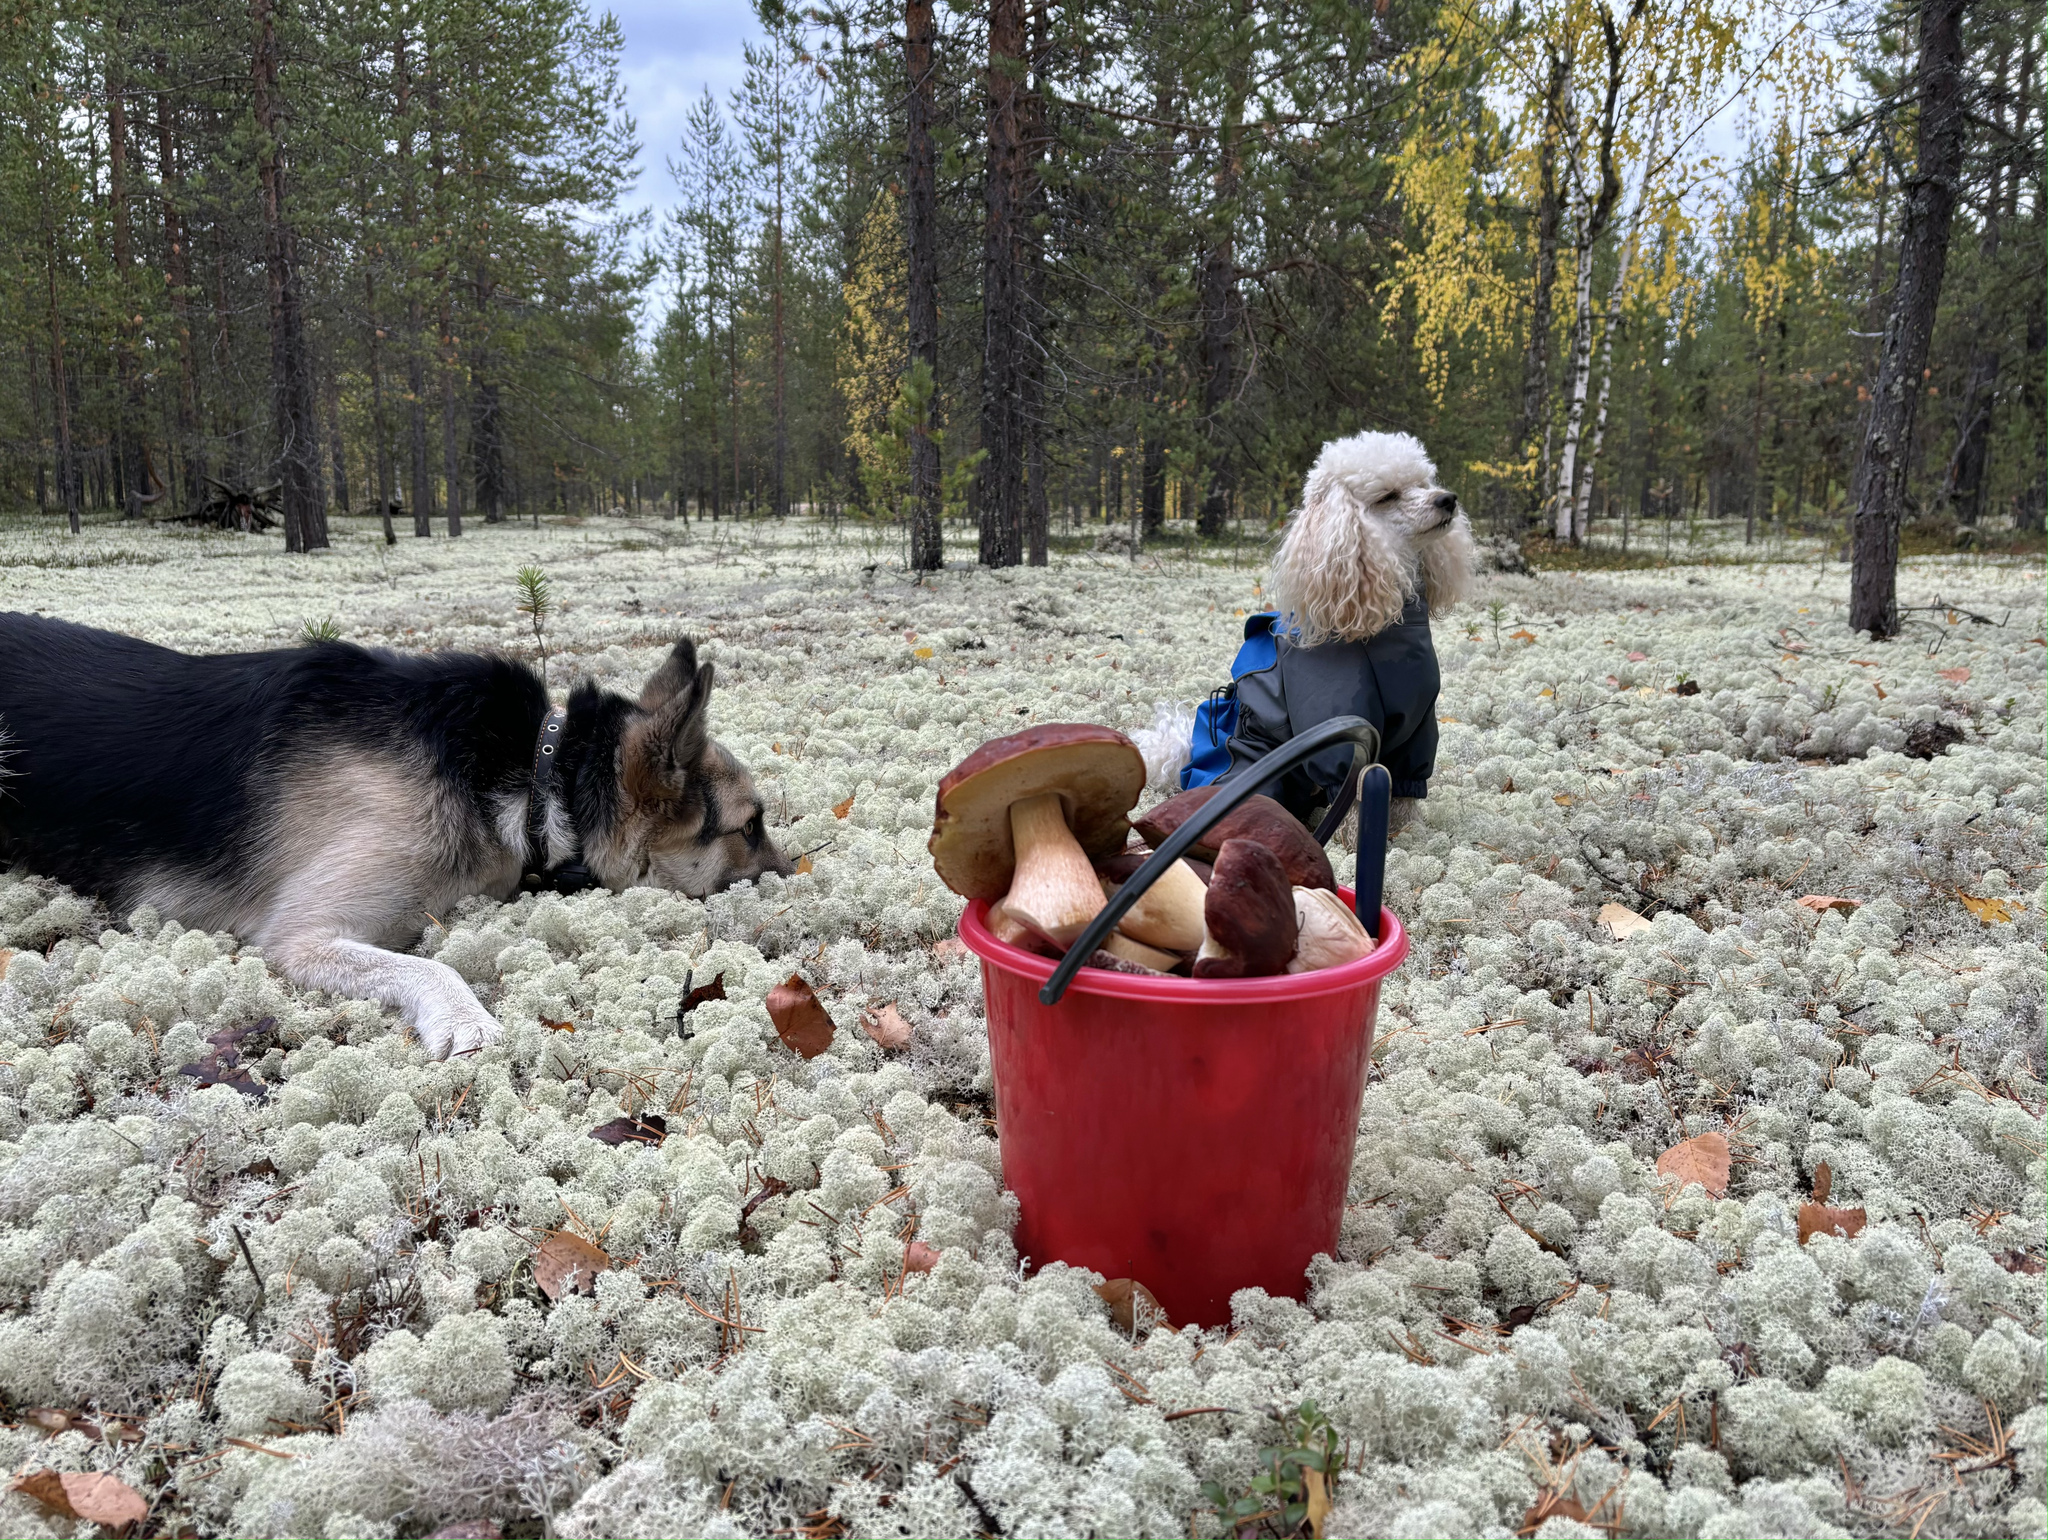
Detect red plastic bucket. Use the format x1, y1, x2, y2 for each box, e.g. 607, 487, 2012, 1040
960, 890, 1408, 1328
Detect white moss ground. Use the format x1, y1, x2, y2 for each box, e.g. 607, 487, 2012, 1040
0, 513, 2041, 1539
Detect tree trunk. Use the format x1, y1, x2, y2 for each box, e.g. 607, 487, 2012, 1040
978, 0, 1026, 567
45, 226, 79, 534
772, 157, 788, 519
366, 267, 396, 544
904, 0, 943, 570
1197, 9, 1249, 540
1849, 0, 1966, 637
156, 62, 204, 509
2021, 139, 2045, 533
107, 16, 150, 520
1022, 0, 1049, 566
1574, 102, 1662, 542
324, 366, 349, 513
250, 0, 327, 551
1552, 9, 1627, 543
1510, 47, 1567, 528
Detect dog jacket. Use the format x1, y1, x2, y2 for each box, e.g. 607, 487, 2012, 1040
1182, 594, 1441, 826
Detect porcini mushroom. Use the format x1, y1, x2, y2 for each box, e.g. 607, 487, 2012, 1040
1287, 886, 1375, 972
1133, 787, 1336, 891
929, 724, 1146, 947
1192, 838, 1299, 978
1097, 858, 1207, 953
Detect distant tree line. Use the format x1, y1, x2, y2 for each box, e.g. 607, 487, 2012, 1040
2, 0, 2040, 617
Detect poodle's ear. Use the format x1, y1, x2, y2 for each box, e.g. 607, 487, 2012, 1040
1421, 512, 1478, 612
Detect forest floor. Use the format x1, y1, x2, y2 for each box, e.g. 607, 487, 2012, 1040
0, 512, 2042, 1539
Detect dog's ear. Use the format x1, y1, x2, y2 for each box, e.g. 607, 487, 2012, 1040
627, 640, 714, 797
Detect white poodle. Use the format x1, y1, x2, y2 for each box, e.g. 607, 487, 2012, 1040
1143, 430, 1476, 832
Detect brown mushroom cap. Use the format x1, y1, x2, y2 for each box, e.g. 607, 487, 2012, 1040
1134, 786, 1336, 891
1192, 838, 1299, 978
1287, 885, 1375, 972
930, 724, 1146, 900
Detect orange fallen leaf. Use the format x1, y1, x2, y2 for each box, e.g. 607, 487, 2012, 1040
1522, 1493, 1590, 1536
1812, 1161, 1833, 1204
539, 1016, 576, 1033
1598, 903, 1653, 939
1937, 666, 1971, 683
863, 1002, 913, 1050
932, 937, 969, 960
766, 975, 836, 1059
832, 793, 856, 820
1798, 1202, 1866, 1245
1509, 628, 1537, 643
913, 646, 934, 659
1874, 682, 1887, 699
534, 1231, 610, 1300
1656, 1131, 1731, 1198
1957, 892, 2018, 924
1796, 894, 1860, 915
1553, 793, 1574, 806
1093, 1277, 1172, 1333
902, 1240, 941, 1273
0, 949, 13, 980
794, 853, 814, 874
1849, 659, 1877, 667
771, 742, 783, 753
15, 1470, 150, 1529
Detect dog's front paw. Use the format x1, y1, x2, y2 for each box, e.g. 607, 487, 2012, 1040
416, 991, 504, 1061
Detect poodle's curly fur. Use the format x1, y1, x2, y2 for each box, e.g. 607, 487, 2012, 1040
1268, 430, 1477, 646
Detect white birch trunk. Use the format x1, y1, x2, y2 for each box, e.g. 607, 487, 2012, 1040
1573, 105, 1664, 542
1552, 235, 1596, 540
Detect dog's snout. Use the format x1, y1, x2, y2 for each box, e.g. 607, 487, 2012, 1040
1432, 491, 1458, 513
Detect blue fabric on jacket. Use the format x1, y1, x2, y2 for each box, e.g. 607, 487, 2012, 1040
1183, 594, 1441, 828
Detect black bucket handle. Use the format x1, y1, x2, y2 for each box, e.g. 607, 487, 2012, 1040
1040, 715, 1390, 1006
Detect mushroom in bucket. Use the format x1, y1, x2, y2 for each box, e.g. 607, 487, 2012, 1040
929, 724, 1376, 979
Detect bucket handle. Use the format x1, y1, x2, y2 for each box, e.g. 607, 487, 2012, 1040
1040, 715, 1387, 1006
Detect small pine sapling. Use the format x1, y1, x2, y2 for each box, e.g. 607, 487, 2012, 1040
301, 616, 343, 644
515, 567, 552, 681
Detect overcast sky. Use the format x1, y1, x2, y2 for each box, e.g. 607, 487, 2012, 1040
611, 0, 759, 225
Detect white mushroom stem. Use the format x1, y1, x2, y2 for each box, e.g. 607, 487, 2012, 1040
1099, 859, 1206, 953
1001, 792, 1107, 948
1100, 930, 1180, 973
1286, 886, 1375, 973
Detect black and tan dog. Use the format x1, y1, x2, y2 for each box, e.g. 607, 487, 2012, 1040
0, 616, 790, 1057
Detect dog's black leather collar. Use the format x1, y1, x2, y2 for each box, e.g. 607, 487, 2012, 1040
522, 706, 596, 893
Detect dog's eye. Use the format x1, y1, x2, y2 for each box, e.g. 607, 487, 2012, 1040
744, 814, 763, 848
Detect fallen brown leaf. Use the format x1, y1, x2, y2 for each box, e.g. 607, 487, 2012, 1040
931, 938, 969, 960
1937, 666, 1971, 683
588, 1115, 667, 1148
1509, 628, 1537, 643
832, 793, 856, 820
1957, 892, 2020, 925
539, 1017, 576, 1033
1626, 650, 1649, 661
1812, 1161, 1833, 1204
863, 1002, 913, 1050
1598, 902, 1653, 939
1553, 792, 1575, 806
1656, 1131, 1731, 1198
14, 1470, 149, 1529
1093, 1277, 1172, 1334
0, 949, 13, 980
1796, 894, 1860, 915
1521, 1493, 1590, 1536
902, 1240, 941, 1273
533, 1231, 611, 1300
1797, 1201, 1867, 1245
1994, 1251, 2044, 1275
679, 971, 726, 1018
766, 975, 836, 1059
794, 853, 814, 875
